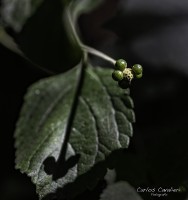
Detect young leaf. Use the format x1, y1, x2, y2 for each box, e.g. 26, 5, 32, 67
15, 64, 135, 199
0, 0, 82, 73
0, 26, 22, 55
0, 0, 105, 73
100, 181, 143, 200
1, 0, 45, 32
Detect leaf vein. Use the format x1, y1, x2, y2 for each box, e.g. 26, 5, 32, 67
81, 97, 100, 162
27, 88, 71, 172
96, 75, 120, 145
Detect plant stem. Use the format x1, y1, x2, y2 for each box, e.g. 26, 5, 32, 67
81, 44, 116, 65
66, 5, 116, 66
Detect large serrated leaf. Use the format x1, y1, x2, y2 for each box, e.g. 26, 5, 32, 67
15, 64, 135, 199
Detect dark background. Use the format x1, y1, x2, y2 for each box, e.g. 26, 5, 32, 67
1, 0, 188, 199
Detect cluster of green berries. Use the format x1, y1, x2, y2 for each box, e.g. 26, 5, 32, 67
112, 59, 143, 89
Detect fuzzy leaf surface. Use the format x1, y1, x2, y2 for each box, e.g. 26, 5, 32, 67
15, 65, 135, 199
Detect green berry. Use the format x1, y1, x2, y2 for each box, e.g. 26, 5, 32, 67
135, 73, 143, 79
112, 70, 124, 81
118, 78, 130, 89
132, 64, 143, 75
115, 59, 127, 71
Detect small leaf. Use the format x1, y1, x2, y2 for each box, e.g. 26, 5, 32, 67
104, 169, 116, 185
100, 181, 143, 200
0, 0, 82, 73
0, 0, 104, 73
0, 26, 22, 55
15, 64, 135, 199
1, 0, 45, 32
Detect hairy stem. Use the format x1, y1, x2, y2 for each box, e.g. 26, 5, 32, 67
66, 5, 116, 65
81, 44, 116, 65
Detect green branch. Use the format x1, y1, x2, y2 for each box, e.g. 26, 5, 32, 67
65, 4, 116, 66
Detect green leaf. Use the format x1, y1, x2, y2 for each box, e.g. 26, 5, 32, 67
0, 0, 82, 73
0, 0, 105, 73
0, 26, 22, 55
15, 64, 135, 199
1, 0, 45, 32
100, 181, 143, 200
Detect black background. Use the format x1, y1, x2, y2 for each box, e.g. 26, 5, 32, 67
1, 0, 188, 199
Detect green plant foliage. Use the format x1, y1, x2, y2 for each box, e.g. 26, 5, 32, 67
0, 0, 104, 73
1, 0, 45, 32
14, 64, 135, 199
100, 181, 143, 200
0, 0, 81, 73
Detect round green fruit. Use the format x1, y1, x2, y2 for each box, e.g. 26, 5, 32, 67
115, 59, 127, 71
132, 64, 143, 75
112, 70, 124, 81
135, 73, 143, 79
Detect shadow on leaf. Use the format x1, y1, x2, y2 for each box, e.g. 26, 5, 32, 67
42, 160, 108, 200
43, 154, 80, 180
